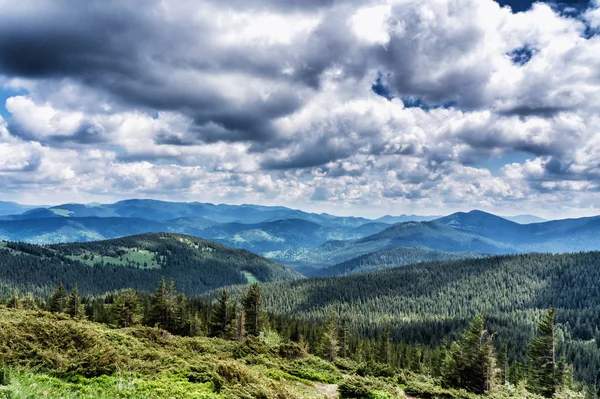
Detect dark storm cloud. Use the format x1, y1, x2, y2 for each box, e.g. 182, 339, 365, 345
0, 0, 313, 145
496, 105, 572, 118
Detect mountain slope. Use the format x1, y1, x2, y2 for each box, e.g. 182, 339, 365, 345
0, 201, 40, 216
313, 246, 480, 277
0, 217, 165, 243
0, 233, 301, 296
254, 251, 600, 383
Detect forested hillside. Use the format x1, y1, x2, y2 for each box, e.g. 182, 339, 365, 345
250, 252, 600, 385
312, 246, 480, 276
0, 233, 300, 297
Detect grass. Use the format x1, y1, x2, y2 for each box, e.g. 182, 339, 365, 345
242, 271, 259, 283
50, 208, 72, 217
66, 249, 160, 269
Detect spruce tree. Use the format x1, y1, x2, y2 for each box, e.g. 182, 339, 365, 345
235, 306, 246, 342
338, 318, 351, 358
112, 289, 141, 328
527, 309, 558, 397
242, 283, 263, 337
67, 286, 83, 319
189, 310, 203, 337
48, 283, 68, 313
210, 289, 233, 338
319, 312, 339, 362
148, 278, 171, 329
443, 314, 495, 394
378, 326, 392, 364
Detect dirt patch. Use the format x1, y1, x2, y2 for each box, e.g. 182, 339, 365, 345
313, 382, 338, 399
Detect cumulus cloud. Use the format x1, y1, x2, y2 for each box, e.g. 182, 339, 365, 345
0, 0, 600, 217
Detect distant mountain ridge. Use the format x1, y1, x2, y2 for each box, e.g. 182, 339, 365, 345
0, 201, 40, 216
1, 199, 374, 227
269, 210, 600, 269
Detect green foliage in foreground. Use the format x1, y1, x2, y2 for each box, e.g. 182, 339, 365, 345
0, 307, 590, 399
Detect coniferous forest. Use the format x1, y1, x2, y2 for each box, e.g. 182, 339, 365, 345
2, 235, 600, 398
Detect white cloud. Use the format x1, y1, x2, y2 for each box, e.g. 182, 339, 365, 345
0, 0, 600, 218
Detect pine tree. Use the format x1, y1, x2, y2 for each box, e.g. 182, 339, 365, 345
443, 314, 496, 394
527, 309, 558, 397
235, 306, 246, 342
242, 283, 263, 337
48, 283, 68, 313
111, 289, 141, 328
210, 289, 233, 338
338, 318, 351, 358
319, 312, 339, 362
189, 310, 203, 337
172, 292, 187, 334
378, 325, 392, 364
67, 286, 83, 319
148, 278, 171, 329
7, 294, 20, 309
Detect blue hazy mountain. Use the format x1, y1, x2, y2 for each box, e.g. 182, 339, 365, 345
268, 210, 600, 269
1, 199, 374, 227
0, 201, 41, 216
0, 215, 392, 252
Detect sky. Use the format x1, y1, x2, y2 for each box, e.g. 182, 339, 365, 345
1, 0, 600, 219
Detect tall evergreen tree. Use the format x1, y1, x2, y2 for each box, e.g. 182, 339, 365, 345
48, 283, 68, 313
338, 318, 351, 359
235, 306, 246, 342
189, 310, 203, 337
378, 325, 392, 364
111, 289, 141, 328
319, 312, 339, 362
527, 309, 559, 397
210, 289, 234, 338
242, 283, 263, 337
148, 278, 171, 329
443, 314, 496, 394
66, 286, 83, 319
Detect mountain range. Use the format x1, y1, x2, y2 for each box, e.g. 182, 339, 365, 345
0, 199, 594, 275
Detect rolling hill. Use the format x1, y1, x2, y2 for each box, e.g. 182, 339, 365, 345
0, 233, 301, 297
311, 246, 480, 277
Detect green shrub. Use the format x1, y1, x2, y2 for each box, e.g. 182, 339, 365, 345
339, 376, 399, 399
283, 357, 342, 384
278, 342, 308, 360
233, 336, 274, 359
356, 361, 395, 378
